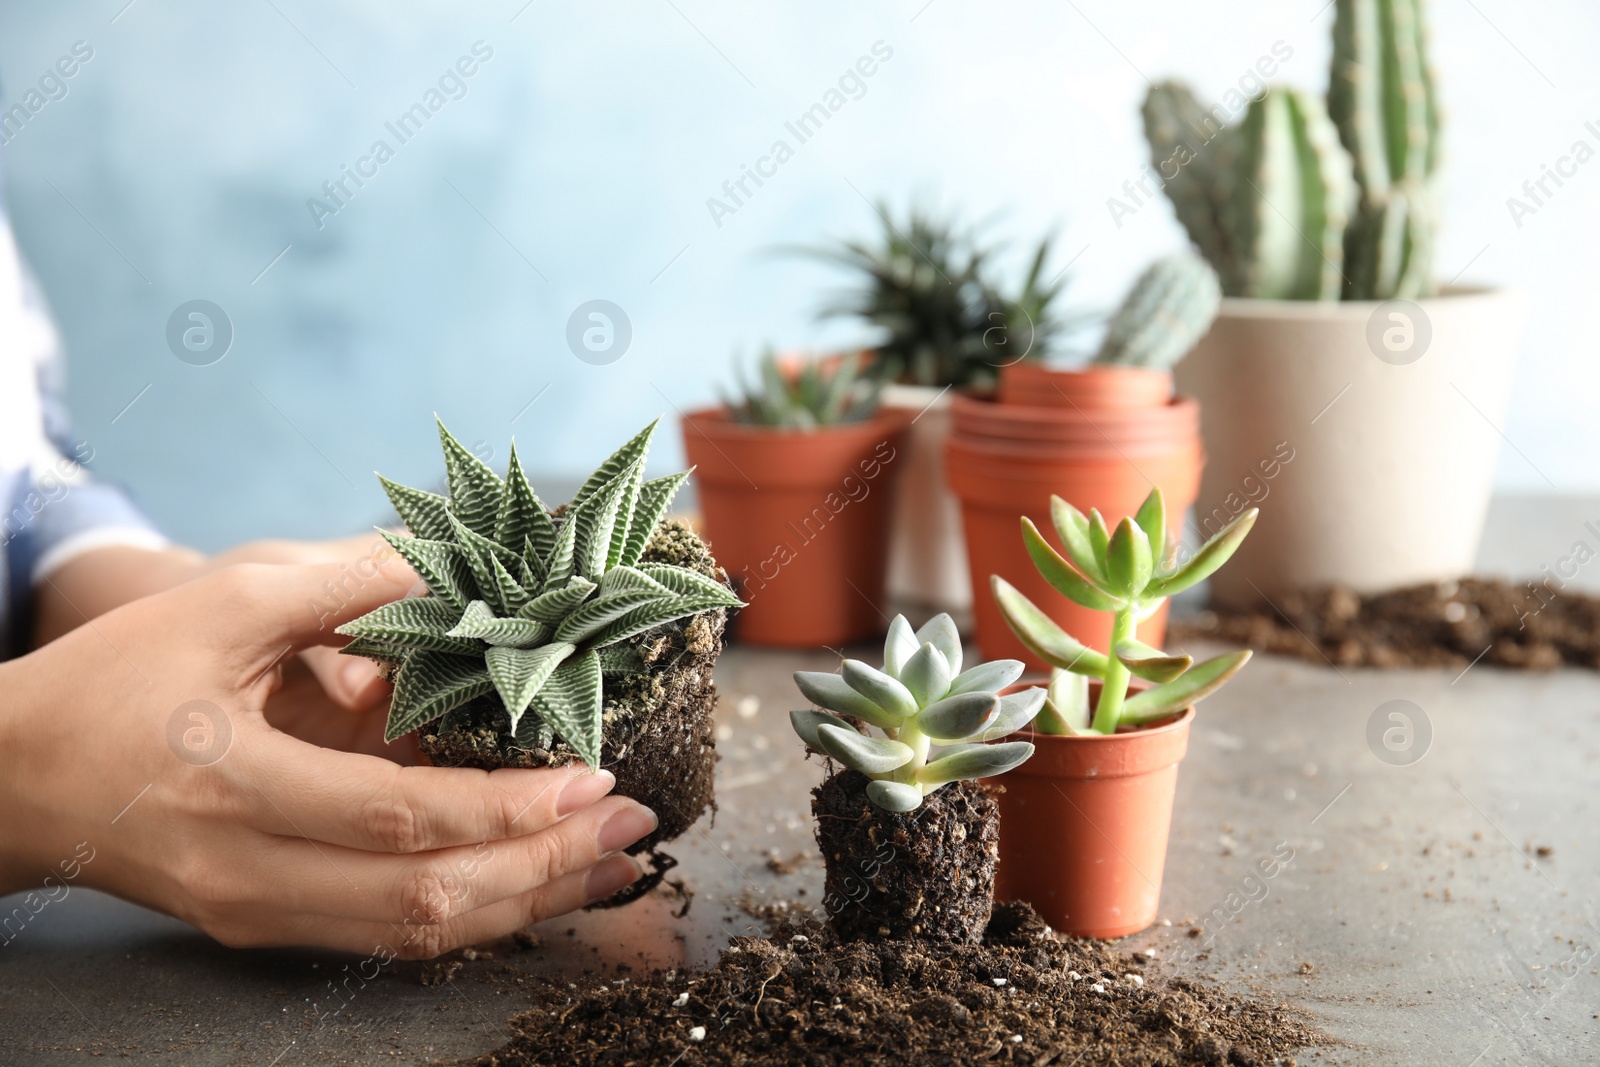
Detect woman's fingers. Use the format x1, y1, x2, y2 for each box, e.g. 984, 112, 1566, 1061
228, 729, 619, 853
209, 533, 395, 570
212, 854, 644, 958
181, 560, 418, 685
240, 794, 657, 924
296, 644, 389, 712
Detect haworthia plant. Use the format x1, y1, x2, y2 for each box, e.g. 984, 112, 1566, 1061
1140, 0, 1439, 302
338, 418, 743, 766
791, 613, 1046, 812
1093, 254, 1223, 370
990, 488, 1255, 735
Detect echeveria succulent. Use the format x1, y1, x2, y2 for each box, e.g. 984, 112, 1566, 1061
791, 613, 1044, 812
337, 418, 742, 765
991, 487, 1254, 735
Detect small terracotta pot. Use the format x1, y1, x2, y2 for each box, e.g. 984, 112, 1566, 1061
998, 363, 1172, 411
951, 391, 1201, 451
945, 430, 1202, 667
681, 407, 913, 647
991, 690, 1193, 939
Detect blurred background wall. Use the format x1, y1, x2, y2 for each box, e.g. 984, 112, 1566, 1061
1, 0, 1594, 551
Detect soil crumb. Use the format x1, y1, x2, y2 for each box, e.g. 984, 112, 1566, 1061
465, 902, 1330, 1066
1174, 577, 1600, 670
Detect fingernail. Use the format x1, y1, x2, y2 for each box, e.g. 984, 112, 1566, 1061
584, 854, 643, 904
339, 657, 378, 697
597, 803, 658, 854
556, 770, 616, 817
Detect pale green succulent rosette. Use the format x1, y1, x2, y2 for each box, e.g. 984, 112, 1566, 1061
791, 612, 1045, 812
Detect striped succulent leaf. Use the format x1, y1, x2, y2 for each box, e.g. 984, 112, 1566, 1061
530, 650, 604, 767
340, 418, 743, 765
620, 472, 690, 569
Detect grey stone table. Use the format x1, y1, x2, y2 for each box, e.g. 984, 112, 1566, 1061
3, 496, 1598, 1065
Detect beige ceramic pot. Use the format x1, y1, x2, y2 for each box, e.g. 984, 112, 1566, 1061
1176, 288, 1524, 607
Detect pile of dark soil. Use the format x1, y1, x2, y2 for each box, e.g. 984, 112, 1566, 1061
1173, 577, 1600, 670
466, 902, 1329, 1066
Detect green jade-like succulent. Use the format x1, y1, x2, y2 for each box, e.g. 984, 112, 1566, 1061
790, 613, 1046, 813
336, 418, 743, 765
991, 488, 1256, 735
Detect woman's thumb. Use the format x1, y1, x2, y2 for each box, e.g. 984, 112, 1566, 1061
225, 545, 421, 657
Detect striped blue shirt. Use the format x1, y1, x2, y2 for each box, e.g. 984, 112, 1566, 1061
1, 149, 165, 658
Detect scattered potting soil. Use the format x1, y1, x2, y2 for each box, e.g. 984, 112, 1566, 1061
465, 901, 1330, 1066
1171, 577, 1600, 670
813, 771, 998, 944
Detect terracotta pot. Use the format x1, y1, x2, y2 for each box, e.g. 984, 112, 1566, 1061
945, 430, 1202, 668
1176, 288, 1524, 606
681, 407, 913, 647
881, 383, 971, 616
952, 391, 1201, 450
999, 363, 1172, 411
991, 693, 1193, 939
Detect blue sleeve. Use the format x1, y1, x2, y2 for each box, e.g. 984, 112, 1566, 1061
0, 146, 166, 658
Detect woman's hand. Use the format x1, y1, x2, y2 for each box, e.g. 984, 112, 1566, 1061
0, 558, 653, 957
34, 533, 410, 734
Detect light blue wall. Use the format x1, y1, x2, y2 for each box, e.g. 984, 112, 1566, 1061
2, 1, 1594, 550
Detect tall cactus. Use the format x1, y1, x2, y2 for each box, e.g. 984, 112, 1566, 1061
1141, 84, 1243, 283
1142, 85, 1353, 301
1141, 0, 1442, 303
1229, 88, 1355, 300
1094, 254, 1223, 369
1328, 0, 1441, 299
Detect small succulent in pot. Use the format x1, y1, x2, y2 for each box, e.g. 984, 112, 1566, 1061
801, 203, 1075, 387
792, 613, 1045, 942
723, 349, 881, 429
991, 487, 1255, 734
336, 418, 742, 892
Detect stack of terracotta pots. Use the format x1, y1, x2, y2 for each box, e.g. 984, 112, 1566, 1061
946, 362, 1205, 664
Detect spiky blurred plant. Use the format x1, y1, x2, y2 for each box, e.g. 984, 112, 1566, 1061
801, 204, 1073, 388
336, 419, 742, 765
991, 488, 1255, 734
790, 613, 1045, 812
724, 350, 881, 429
